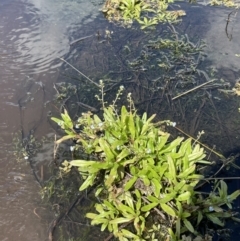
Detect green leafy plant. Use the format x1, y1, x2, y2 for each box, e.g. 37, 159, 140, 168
101, 0, 185, 28
52, 84, 240, 241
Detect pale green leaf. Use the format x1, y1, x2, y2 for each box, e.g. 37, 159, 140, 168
79, 174, 96, 191
177, 191, 191, 202
109, 217, 134, 224
124, 176, 138, 191
121, 229, 139, 238
160, 203, 176, 217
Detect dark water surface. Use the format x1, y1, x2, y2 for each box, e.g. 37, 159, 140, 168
1, 0, 240, 240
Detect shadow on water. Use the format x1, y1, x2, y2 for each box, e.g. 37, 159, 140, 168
1, 0, 240, 240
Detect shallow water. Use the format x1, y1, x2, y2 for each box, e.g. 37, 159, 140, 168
1, 0, 240, 240
0, 0, 103, 240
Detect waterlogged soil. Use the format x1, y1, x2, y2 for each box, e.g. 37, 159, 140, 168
1, 0, 240, 240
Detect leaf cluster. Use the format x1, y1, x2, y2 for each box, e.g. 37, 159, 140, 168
52, 104, 240, 241
101, 0, 186, 28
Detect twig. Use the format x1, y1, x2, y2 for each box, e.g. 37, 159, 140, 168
172, 79, 216, 100
59, 58, 100, 88
69, 35, 93, 46
48, 194, 85, 241
33, 207, 45, 219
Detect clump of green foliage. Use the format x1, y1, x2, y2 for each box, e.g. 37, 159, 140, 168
102, 0, 186, 28
52, 83, 240, 241
209, 0, 239, 7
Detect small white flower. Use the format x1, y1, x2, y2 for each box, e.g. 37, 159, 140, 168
57, 121, 63, 126
98, 122, 103, 127
116, 145, 121, 151
146, 149, 151, 154
172, 122, 176, 127
24, 156, 29, 160
90, 124, 95, 130
209, 206, 214, 212
75, 124, 80, 129
70, 146, 75, 152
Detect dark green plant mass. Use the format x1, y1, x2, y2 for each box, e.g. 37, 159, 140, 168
52, 85, 240, 241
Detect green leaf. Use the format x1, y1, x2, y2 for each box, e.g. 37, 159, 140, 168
176, 218, 181, 238
103, 200, 115, 211
156, 134, 170, 152
123, 191, 135, 210
147, 195, 159, 203
70, 160, 97, 167
177, 191, 192, 202
167, 156, 176, 182
183, 219, 194, 233
121, 229, 139, 238
174, 180, 186, 192
117, 148, 131, 163
118, 203, 135, 216
101, 222, 108, 231
177, 165, 196, 179
160, 203, 176, 217
206, 213, 224, 226
105, 164, 118, 187
151, 178, 162, 197
79, 174, 96, 191
109, 217, 134, 224
91, 218, 108, 225
55, 134, 76, 144
93, 114, 102, 124
140, 114, 156, 135
197, 211, 203, 225
168, 228, 177, 241
141, 202, 158, 212
121, 106, 128, 124
124, 176, 138, 191
99, 138, 116, 161
158, 192, 176, 204
228, 189, 240, 201
219, 180, 228, 199
86, 212, 97, 219
159, 137, 183, 154
128, 113, 136, 139
231, 217, 240, 222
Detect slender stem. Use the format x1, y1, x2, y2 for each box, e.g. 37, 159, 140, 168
59, 58, 100, 88
172, 79, 216, 100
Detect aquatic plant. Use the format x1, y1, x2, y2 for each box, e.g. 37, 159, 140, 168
101, 0, 186, 28
52, 83, 240, 241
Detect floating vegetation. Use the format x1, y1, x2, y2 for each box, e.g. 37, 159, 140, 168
101, 0, 186, 28
209, 0, 239, 7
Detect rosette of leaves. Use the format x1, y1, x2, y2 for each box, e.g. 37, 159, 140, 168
52, 106, 240, 241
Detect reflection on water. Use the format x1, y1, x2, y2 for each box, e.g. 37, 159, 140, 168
0, 0, 103, 240
0, 0, 102, 74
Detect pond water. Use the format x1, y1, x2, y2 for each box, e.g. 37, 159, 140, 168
0, 0, 240, 240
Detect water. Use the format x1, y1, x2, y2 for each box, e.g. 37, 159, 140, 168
0, 0, 104, 240
1, 0, 240, 240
